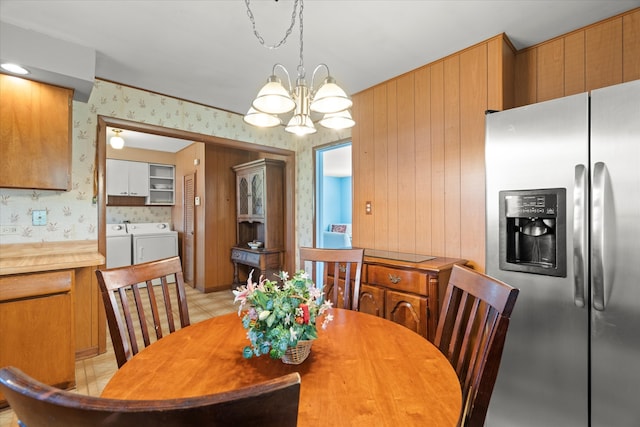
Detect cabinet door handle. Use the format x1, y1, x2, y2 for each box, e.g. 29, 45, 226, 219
388, 274, 401, 284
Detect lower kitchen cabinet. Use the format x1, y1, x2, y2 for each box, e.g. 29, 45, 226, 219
360, 252, 467, 342
0, 270, 75, 408
74, 265, 107, 359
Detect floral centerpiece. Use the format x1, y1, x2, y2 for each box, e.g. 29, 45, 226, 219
233, 270, 333, 361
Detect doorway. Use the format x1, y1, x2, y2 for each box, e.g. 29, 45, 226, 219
314, 142, 352, 248
97, 116, 296, 291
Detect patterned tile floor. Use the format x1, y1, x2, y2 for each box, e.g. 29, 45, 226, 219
0, 286, 237, 427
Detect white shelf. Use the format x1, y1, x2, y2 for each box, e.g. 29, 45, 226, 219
148, 164, 175, 205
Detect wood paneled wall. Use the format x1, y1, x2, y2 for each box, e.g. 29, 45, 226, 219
352, 8, 638, 271
515, 8, 640, 106
352, 35, 514, 271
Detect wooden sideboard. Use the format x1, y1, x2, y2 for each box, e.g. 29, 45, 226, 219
360, 250, 466, 341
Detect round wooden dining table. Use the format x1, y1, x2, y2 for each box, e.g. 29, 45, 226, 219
101, 308, 462, 426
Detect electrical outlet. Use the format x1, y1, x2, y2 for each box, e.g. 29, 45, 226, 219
32, 210, 47, 226
0, 225, 19, 235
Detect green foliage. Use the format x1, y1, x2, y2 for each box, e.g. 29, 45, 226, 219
233, 270, 333, 359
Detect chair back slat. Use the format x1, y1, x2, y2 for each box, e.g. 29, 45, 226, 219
299, 247, 364, 311
435, 265, 519, 427
0, 366, 301, 427
95, 256, 191, 368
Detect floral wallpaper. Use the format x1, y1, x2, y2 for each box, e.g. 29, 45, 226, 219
0, 79, 350, 248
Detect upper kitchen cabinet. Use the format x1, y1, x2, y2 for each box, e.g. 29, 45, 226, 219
106, 159, 149, 201
148, 163, 175, 205
0, 74, 73, 191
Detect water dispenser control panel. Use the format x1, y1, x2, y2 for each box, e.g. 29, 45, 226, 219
499, 188, 566, 277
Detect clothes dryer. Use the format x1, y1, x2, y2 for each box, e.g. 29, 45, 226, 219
128, 222, 178, 265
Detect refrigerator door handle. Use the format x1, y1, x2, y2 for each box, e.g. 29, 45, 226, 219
592, 161, 606, 311
573, 165, 587, 308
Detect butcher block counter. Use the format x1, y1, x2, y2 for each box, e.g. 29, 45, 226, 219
0, 241, 106, 408
0, 241, 104, 275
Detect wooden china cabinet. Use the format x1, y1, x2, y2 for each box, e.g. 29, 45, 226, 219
231, 159, 285, 285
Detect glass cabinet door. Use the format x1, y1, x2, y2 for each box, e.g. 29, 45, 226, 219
238, 175, 249, 216
251, 171, 264, 217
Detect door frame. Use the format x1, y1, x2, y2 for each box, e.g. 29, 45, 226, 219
96, 116, 297, 280
312, 139, 352, 248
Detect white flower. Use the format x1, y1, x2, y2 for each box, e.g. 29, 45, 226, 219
258, 310, 271, 320
289, 326, 298, 342
322, 313, 334, 329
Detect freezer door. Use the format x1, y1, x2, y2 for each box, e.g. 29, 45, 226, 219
485, 93, 589, 426
590, 79, 640, 427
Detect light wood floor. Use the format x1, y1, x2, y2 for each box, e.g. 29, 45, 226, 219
0, 287, 237, 427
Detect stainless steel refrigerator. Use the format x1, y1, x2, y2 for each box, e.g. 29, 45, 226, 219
484, 79, 640, 426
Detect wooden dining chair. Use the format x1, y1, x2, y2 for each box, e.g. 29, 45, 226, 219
299, 247, 364, 311
434, 264, 519, 427
0, 366, 301, 427
95, 256, 191, 368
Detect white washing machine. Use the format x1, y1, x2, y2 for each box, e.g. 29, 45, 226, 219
106, 224, 132, 268
128, 222, 178, 265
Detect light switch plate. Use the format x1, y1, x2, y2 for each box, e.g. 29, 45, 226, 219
32, 210, 47, 226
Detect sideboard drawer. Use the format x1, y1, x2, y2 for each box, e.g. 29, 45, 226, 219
367, 264, 428, 295
231, 248, 260, 267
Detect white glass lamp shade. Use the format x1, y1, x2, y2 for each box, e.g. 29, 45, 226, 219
252, 75, 295, 115
110, 135, 125, 149
243, 107, 281, 128
319, 109, 355, 130
285, 114, 317, 136
310, 77, 352, 114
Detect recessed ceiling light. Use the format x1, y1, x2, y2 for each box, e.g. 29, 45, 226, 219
1, 63, 30, 75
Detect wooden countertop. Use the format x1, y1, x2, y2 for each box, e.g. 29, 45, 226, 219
0, 241, 104, 275
363, 249, 467, 272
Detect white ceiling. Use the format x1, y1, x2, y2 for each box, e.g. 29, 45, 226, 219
323, 145, 352, 178
2, 0, 638, 118
106, 126, 194, 153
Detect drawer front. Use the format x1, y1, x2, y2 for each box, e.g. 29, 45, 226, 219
231, 248, 260, 267
367, 264, 428, 295
325, 262, 360, 280
0, 270, 73, 302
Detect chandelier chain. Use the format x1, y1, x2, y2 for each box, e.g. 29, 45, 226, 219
245, 0, 300, 50
297, 0, 304, 78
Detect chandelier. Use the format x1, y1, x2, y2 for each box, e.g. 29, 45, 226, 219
243, 0, 355, 136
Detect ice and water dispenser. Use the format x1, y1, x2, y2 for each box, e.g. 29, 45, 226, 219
499, 188, 566, 277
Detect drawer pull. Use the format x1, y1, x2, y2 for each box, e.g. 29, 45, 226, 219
388, 274, 401, 284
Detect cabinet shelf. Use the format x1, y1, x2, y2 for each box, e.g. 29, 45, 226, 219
148, 163, 175, 205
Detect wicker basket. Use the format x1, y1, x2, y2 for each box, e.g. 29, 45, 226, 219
281, 339, 313, 364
